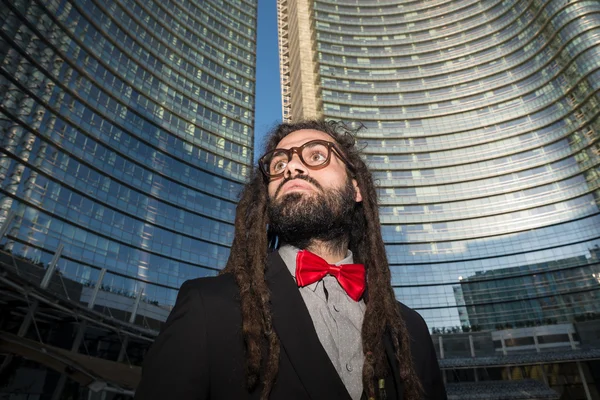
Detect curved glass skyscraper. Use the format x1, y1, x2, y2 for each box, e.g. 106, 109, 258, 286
0, 0, 256, 315
0, 0, 256, 395
278, 0, 600, 331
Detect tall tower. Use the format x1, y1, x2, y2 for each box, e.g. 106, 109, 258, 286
278, 0, 600, 330
0, 0, 256, 311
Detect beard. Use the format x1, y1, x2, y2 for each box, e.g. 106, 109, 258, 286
267, 176, 357, 251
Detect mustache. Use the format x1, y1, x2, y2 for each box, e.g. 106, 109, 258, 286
274, 175, 323, 198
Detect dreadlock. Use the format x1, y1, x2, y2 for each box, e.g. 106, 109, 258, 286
221, 120, 422, 399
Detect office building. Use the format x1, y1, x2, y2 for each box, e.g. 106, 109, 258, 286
0, 0, 256, 397
278, 0, 600, 335
278, 0, 600, 397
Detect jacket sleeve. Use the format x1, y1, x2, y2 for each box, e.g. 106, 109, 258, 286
134, 280, 209, 400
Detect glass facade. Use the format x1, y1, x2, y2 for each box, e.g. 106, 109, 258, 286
278, 0, 600, 330
0, 0, 257, 311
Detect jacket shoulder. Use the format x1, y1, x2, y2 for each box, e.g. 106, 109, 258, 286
181, 272, 237, 295
178, 273, 241, 312
396, 301, 430, 336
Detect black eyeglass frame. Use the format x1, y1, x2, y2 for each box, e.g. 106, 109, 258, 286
258, 139, 355, 178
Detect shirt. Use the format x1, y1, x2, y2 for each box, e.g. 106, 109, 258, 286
278, 245, 366, 400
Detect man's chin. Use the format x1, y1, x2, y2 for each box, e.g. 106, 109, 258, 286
272, 192, 319, 217
276, 190, 315, 203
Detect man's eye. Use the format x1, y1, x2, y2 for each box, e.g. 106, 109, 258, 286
272, 160, 287, 172
309, 151, 326, 162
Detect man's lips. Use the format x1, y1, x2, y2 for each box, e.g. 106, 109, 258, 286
280, 180, 314, 195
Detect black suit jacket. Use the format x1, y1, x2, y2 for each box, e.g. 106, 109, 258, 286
135, 252, 446, 399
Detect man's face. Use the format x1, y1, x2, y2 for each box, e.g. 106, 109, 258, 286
266, 129, 362, 203
266, 129, 362, 246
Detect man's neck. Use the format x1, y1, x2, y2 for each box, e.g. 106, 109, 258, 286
304, 240, 349, 264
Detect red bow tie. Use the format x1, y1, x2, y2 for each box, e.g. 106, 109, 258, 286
295, 250, 366, 301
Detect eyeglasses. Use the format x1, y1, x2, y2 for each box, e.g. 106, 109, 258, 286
258, 139, 354, 178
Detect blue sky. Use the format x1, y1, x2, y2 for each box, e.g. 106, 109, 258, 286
254, 0, 282, 158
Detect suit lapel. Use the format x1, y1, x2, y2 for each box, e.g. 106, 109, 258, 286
266, 252, 351, 400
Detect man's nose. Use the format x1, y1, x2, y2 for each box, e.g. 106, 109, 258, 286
284, 152, 307, 178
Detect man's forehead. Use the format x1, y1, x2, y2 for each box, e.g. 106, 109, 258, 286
275, 129, 335, 149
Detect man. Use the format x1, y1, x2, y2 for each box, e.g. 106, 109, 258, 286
135, 120, 446, 400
